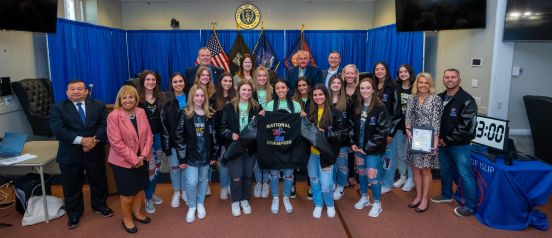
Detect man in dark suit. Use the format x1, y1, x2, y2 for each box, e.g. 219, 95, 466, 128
185, 47, 225, 92
50, 79, 112, 229
322, 51, 341, 88
287, 50, 323, 91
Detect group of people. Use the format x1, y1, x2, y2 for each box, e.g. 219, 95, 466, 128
49, 47, 478, 233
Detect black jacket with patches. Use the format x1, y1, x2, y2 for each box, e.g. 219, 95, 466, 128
352, 104, 392, 154
438, 87, 478, 145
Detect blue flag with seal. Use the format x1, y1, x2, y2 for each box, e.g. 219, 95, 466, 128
253, 29, 280, 71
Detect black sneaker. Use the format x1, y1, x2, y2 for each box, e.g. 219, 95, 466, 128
290, 186, 297, 198
430, 195, 453, 203
307, 186, 313, 200
454, 207, 473, 217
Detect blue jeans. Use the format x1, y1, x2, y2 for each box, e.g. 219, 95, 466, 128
308, 153, 334, 207
333, 147, 349, 187
217, 146, 230, 188
382, 131, 412, 187
355, 152, 383, 202
438, 144, 476, 211
270, 169, 294, 197
184, 165, 210, 208
145, 133, 161, 200
168, 147, 186, 191
253, 160, 269, 184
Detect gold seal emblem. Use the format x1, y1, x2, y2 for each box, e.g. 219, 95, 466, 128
235, 3, 260, 29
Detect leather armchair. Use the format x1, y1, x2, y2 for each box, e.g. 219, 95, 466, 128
11, 78, 54, 136
523, 95, 552, 164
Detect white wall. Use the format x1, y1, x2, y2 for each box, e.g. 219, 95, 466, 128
373, 0, 395, 27
98, 0, 123, 28
121, 1, 374, 30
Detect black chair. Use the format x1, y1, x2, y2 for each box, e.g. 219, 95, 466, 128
11, 78, 54, 137
523, 95, 552, 164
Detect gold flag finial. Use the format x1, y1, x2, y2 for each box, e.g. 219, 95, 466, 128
211, 21, 217, 31
261, 21, 264, 30
236, 23, 239, 32
301, 24, 305, 32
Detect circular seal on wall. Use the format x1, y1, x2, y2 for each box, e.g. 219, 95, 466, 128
235, 3, 260, 29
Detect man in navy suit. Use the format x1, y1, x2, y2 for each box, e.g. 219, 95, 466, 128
287, 50, 323, 91
185, 47, 225, 92
322, 51, 341, 88
50, 79, 112, 229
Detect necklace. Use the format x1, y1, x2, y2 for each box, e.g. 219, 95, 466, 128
129, 114, 136, 119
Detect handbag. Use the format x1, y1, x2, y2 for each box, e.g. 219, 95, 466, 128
300, 117, 335, 157
21, 184, 65, 226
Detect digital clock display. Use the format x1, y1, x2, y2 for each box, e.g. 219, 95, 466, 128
472, 115, 509, 151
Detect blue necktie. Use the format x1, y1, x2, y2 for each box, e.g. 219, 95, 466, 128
76, 103, 86, 126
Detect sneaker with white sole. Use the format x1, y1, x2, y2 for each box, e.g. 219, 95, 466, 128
240, 200, 252, 215
290, 186, 297, 199
220, 187, 229, 200
206, 185, 212, 196
283, 196, 293, 213
393, 175, 407, 188
368, 202, 382, 218
145, 199, 156, 214
354, 196, 370, 210
231, 202, 241, 217
312, 207, 322, 219
186, 208, 196, 223
430, 195, 453, 203
402, 178, 415, 192
327, 206, 336, 218
381, 186, 392, 194
271, 197, 279, 214
261, 183, 270, 198
197, 204, 206, 219
454, 206, 473, 217
171, 191, 181, 208
152, 194, 163, 205
253, 183, 262, 198
333, 186, 344, 200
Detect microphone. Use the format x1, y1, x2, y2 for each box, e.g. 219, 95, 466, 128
89, 83, 94, 98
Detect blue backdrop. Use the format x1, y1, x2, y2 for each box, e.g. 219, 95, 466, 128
48, 19, 423, 103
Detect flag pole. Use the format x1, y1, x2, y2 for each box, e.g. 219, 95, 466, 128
253, 21, 264, 53
300, 24, 305, 50
236, 23, 239, 32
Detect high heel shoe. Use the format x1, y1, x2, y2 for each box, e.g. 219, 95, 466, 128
415, 203, 429, 213
408, 202, 421, 208
122, 220, 138, 233
133, 215, 151, 224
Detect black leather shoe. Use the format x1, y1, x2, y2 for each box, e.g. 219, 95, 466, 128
94, 207, 114, 217
415, 203, 429, 213
408, 202, 421, 208
133, 215, 151, 224
67, 217, 79, 229
122, 220, 137, 233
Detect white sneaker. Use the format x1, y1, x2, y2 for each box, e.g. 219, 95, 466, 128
333, 186, 344, 200
402, 178, 415, 192
197, 203, 206, 219
240, 200, 252, 215
253, 183, 262, 198
327, 206, 336, 218
368, 202, 382, 218
271, 197, 279, 214
145, 199, 156, 214
354, 196, 370, 210
283, 196, 293, 213
220, 187, 229, 200
381, 186, 392, 194
261, 183, 270, 198
152, 194, 163, 205
181, 191, 188, 205
393, 175, 407, 188
171, 191, 181, 208
186, 208, 196, 223
206, 185, 212, 196
231, 202, 241, 217
312, 207, 322, 219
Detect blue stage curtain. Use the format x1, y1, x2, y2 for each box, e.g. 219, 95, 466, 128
127, 30, 172, 90
365, 24, 423, 79
303, 30, 368, 72
168, 30, 202, 79
47, 19, 128, 103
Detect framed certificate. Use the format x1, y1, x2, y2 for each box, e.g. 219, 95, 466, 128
411, 126, 434, 154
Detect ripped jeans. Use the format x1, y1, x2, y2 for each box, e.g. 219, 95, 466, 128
167, 147, 186, 191
354, 152, 383, 203
308, 153, 334, 207
184, 165, 210, 208
270, 169, 294, 197
333, 147, 350, 188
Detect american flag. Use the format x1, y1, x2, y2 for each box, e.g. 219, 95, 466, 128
199, 30, 230, 72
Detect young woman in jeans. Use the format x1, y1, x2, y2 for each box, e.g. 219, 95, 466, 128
219, 80, 260, 216
251, 66, 272, 198
175, 85, 217, 223
160, 72, 188, 208
351, 78, 392, 218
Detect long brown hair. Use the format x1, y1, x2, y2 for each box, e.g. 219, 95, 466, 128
184, 85, 215, 119
253, 65, 273, 103
231, 80, 259, 113
213, 72, 237, 111
237, 54, 255, 80
137, 69, 162, 103
308, 85, 333, 130
194, 66, 216, 98
354, 77, 383, 116
292, 76, 310, 108
328, 74, 347, 112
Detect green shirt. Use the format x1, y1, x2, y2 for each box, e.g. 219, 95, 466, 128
257, 90, 267, 108
265, 100, 302, 113
238, 102, 249, 132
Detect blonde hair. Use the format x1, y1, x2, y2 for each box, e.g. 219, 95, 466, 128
231, 80, 259, 113
183, 85, 215, 119
411, 72, 436, 97
194, 66, 216, 98
342, 64, 360, 87
114, 85, 139, 110
253, 65, 273, 103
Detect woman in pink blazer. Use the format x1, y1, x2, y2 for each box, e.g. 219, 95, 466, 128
107, 85, 153, 233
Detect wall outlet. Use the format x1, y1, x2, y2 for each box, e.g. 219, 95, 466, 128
471, 79, 479, 88
474, 96, 481, 105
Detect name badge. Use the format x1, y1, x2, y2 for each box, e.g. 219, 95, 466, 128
382, 93, 388, 102
449, 108, 457, 117
369, 116, 377, 125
